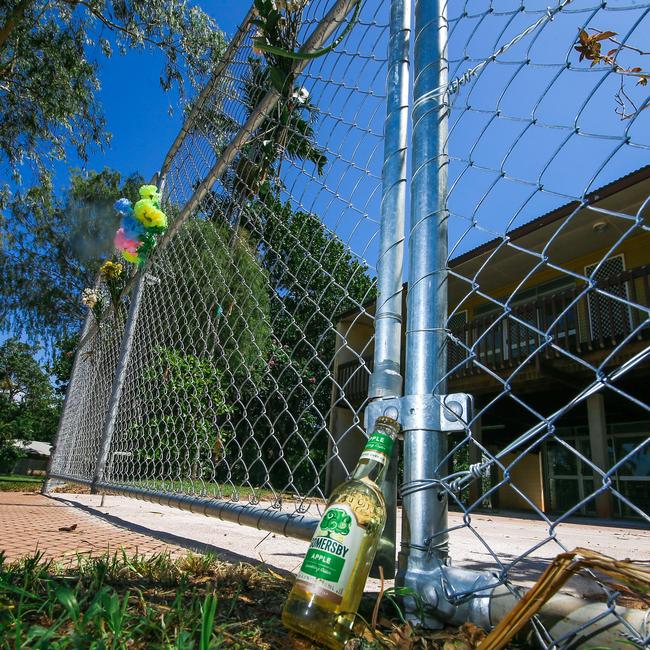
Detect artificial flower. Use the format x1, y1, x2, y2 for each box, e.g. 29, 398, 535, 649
137, 232, 157, 258
114, 198, 134, 216
82, 288, 99, 309
121, 214, 145, 240
278, 0, 308, 12
139, 185, 161, 204
100, 260, 123, 280
114, 228, 141, 254
134, 199, 167, 230
292, 87, 309, 104
122, 251, 140, 264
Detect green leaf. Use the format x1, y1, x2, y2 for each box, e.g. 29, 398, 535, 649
269, 66, 289, 93
55, 586, 80, 621
200, 593, 218, 650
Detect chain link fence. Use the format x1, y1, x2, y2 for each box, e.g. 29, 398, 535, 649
49, 0, 389, 524
397, 0, 650, 646
47, 0, 649, 646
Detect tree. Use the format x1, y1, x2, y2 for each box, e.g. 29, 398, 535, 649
0, 0, 225, 195
120, 348, 231, 483
171, 218, 272, 385
216, 197, 375, 495
0, 338, 59, 471
48, 333, 79, 397
0, 168, 143, 349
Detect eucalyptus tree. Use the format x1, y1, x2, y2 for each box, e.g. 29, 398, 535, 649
0, 0, 226, 198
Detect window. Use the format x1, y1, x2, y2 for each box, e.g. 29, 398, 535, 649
585, 256, 632, 340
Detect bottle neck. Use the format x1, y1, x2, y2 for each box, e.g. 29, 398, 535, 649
350, 422, 398, 488
350, 454, 390, 486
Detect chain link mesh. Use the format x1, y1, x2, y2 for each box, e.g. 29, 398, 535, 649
52, 0, 389, 515
48, 0, 649, 646
425, 0, 649, 645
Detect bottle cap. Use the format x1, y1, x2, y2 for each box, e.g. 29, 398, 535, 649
374, 415, 401, 432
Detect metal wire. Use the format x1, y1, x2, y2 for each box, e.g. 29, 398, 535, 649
48, 1, 650, 646
402, 0, 650, 645
51, 0, 388, 519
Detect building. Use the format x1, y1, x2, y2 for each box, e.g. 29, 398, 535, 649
11, 440, 52, 476
327, 167, 650, 521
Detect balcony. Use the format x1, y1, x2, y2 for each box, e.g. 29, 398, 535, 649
448, 264, 649, 379
335, 265, 649, 407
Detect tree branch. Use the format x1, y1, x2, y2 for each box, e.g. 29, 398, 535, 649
60, 0, 176, 52
0, 0, 33, 52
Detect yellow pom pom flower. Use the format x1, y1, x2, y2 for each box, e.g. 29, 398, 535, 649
100, 260, 123, 280
134, 199, 167, 229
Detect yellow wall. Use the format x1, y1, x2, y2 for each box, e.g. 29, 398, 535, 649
456, 230, 649, 344
496, 452, 545, 512
459, 231, 650, 318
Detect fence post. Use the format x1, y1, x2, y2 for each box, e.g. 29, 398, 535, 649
397, 0, 450, 612
367, 0, 410, 578
42, 310, 95, 494
90, 173, 162, 494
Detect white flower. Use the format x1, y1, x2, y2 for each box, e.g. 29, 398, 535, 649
286, 0, 308, 11
82, 288, 99, 309
292, 86, 310, 104
273, 0, 307, 12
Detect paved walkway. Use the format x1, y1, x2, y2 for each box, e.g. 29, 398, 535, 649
2, 491, 648, 599
50, 493, 649, 598
0, 493, 182, 562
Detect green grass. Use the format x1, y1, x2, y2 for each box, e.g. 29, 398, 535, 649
0, 550, 298, 649
0, 551, 489, 650
0, 475, 44, 492
110, 479, 325, 508
0, 475, 43, 482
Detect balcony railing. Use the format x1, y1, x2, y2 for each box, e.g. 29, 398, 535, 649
448, 264, 649, 376
336, 357, 373, 408
335, 265, 649, 404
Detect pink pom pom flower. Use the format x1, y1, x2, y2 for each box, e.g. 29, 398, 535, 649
114, 228, 141, 254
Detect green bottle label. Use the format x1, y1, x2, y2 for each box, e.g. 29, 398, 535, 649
359, 430, 394, 464
295, 504, 363, 604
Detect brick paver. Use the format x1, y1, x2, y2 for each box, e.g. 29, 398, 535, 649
0, 492, 182, 562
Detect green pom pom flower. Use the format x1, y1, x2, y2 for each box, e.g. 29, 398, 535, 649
139, 184, 161, 204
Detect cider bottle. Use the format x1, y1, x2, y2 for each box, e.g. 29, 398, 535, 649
282, 415, 400, 649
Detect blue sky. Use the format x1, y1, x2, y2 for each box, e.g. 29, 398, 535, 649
37, 0, 650, 275
48, 1, 249, 189
4, 0, 649, 358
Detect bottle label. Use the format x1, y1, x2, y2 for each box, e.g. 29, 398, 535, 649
359, 430, 394, 464
295, 504, 363, 604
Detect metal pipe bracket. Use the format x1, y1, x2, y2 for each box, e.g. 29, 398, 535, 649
365, 393, 472, 434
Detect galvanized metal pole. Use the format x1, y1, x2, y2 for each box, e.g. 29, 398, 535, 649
397, 0, 450, 610
367, 0, 410, 578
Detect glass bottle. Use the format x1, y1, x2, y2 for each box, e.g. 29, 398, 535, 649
282, 415, 401, 649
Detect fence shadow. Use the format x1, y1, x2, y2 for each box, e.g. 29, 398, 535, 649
47, 494, 296, 579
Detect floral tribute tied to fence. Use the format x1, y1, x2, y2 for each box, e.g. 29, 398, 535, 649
47, 0, 650, 647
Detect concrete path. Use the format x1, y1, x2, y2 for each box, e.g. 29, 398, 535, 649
52, 493, 649, 597
0, 492, 183, 563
